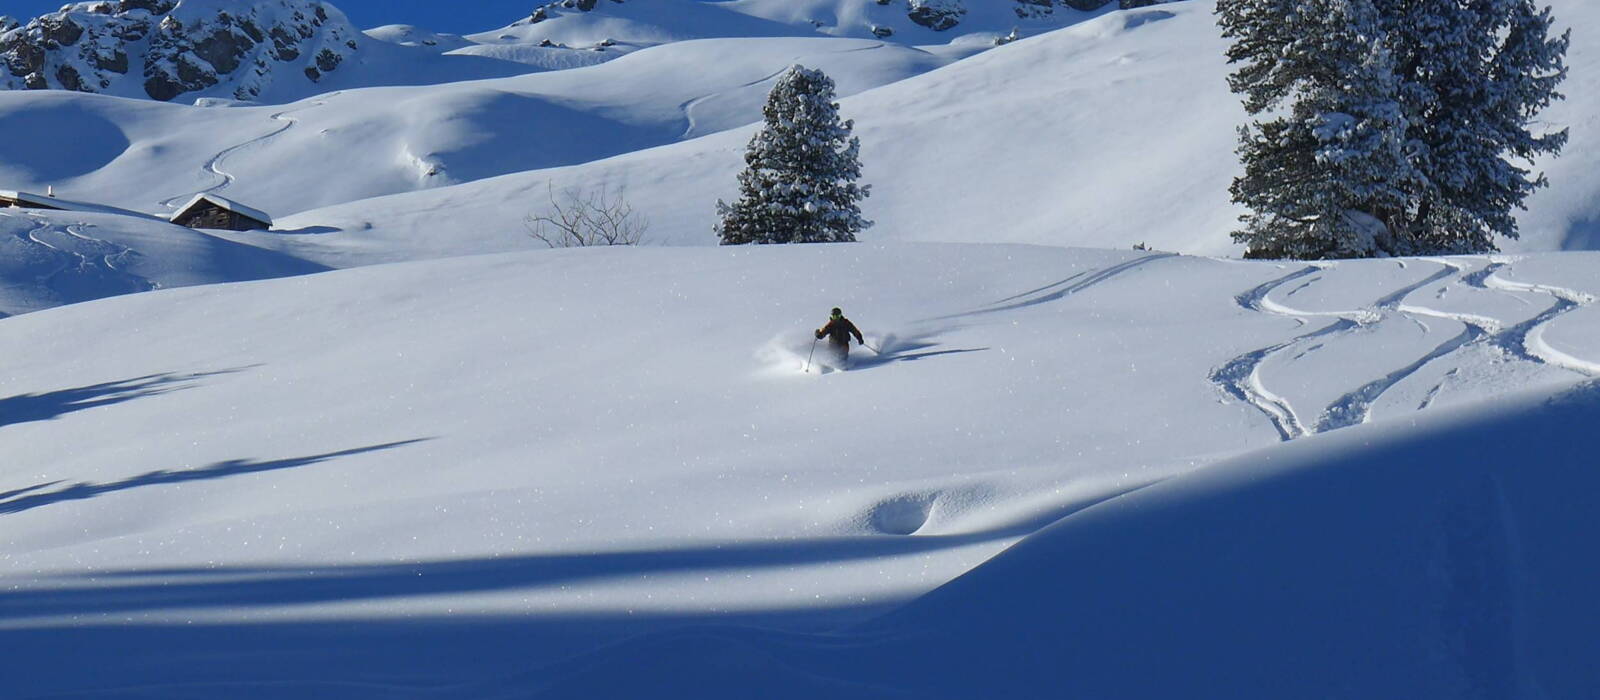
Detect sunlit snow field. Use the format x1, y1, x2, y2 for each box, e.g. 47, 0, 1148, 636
2, 0, 1599, 697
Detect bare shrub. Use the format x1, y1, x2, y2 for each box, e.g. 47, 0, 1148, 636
525, 183, 648, 247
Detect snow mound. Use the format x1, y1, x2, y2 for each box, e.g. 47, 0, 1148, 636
521, 379, 1600, 698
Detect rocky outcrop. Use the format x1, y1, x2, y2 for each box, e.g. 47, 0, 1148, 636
898, 0, 1181, 30
907, 0, 967, 31
1013, 0, 1057, 19
529, 0, 625, 24
0, 0, 361, 102
1059, 0, 1177, 9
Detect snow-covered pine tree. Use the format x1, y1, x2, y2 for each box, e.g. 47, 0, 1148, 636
1218, 0, 1568, 258
715, 65, 871, 245
1224, 0, 1424, 258
1388, 0, 1569, 254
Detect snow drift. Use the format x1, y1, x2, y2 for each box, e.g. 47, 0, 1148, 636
525, 379, 1600, 699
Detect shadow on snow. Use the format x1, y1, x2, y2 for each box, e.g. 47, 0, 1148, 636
0, 439, 430, 517
0, 368, 254, 430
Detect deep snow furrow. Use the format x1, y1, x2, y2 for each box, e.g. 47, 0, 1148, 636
1375, 259, 1458, 310
1210, 318, 1355, 440
1211, 264, 1383, 440
1218, 259, 1477, 438
1233, 265, 1320, 312
1315, 324, 1485, 432
1302, 259, 1470, 431
1211, 266, 1325, 440
1479, 270, 1600, 376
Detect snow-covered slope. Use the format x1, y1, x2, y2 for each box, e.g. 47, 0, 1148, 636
6, 0, 1593, 260
260, 2, 1247, 264
2, 242, 1598, 696
0, 35, 965, 220
2, 1, 1600, 694
477, 0, 1121, 49
529, 379, 1600, 698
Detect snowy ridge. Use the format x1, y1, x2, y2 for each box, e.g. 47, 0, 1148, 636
0, 0, 362, 102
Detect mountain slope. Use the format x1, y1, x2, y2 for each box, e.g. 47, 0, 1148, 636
0, 35, 965, 222
2, 242, 1597, 696
259, 2, 1245, 264
262, 0, 1593, 262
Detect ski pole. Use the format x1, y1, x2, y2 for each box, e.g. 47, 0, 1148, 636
804, 337, 818, 373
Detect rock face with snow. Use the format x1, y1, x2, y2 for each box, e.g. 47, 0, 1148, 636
906, 0, 968, 30
0, 0, 361, 102
528, 0, 626, 25
896, 0, 1170, 30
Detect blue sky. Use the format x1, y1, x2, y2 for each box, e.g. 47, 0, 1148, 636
5, 1, 532, 34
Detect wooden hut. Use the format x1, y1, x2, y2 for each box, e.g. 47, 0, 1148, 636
0, 189, 68, 211
0, 188, 146, 218
170, 194, 272, 231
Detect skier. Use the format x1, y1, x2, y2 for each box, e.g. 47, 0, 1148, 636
814, 307, 865, 368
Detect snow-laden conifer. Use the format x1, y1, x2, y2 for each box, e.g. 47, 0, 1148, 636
1218, 0, 1568, 258
1225, 0, 1424, 258
715, 65, 871, 245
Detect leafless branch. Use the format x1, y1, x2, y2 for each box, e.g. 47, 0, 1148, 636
524, 182, 649, 247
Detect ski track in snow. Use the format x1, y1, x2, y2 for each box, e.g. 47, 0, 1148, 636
678, 44, 888, 140
1314, 259, 1469, 432
973, 252, 1176, 315
21, 219, 75, 291
16, 216, 157, 305
1479, 263, 1600, 375
1218, 257, 1600, 440
1210, 265, 1344, 440
159, 94, 342, 210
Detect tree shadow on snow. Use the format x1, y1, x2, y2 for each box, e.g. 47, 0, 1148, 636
0, 441, 432, 517
0, 368, 255, 430
0, 475, 1147, 619
0, 439, 429, 517
0, 474, 1157, 698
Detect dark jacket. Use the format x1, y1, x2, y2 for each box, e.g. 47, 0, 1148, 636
816, 317, 864, 346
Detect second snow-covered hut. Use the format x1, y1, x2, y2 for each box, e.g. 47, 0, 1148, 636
170, 194, 273, 231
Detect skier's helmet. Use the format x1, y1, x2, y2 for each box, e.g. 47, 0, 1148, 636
831, 307, 843, 319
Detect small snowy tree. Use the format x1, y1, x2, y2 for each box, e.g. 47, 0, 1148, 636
1218, 0, 1568, 258
715, 65, 871, 245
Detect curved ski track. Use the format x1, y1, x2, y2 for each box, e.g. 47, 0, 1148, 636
13, 216, 155, 309
678, 44, 888, 140
1213, 258, 1600, 441
160, 94, 341, 210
